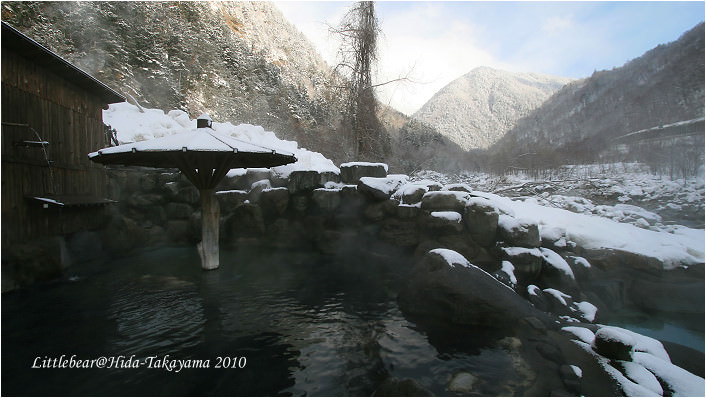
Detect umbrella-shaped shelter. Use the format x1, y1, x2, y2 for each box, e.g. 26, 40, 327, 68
89, 114, 297, 270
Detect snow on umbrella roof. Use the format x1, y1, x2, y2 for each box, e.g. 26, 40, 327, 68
89, 125, 297, 189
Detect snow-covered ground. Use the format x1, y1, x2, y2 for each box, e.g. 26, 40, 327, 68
413, 166, 705, 269
413, 165, 704, 229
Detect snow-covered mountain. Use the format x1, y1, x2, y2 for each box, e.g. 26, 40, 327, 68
490, 23, 705, 169
413, 67, 573, 150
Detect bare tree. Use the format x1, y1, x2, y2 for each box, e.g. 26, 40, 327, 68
330, 1, 390, 160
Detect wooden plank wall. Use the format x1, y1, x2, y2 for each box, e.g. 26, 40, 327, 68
2, 50, 111, 245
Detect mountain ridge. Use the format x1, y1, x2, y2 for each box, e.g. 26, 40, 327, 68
489, 22, 705, 171
413, 67, 573, 150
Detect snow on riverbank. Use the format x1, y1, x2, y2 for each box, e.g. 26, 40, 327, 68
103, 102, 338, 178
475, 190, 703, 269
413, 164, 705, 229
414, 167, 704, 269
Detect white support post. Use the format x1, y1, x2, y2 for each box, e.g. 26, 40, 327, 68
197, 189, 220, 270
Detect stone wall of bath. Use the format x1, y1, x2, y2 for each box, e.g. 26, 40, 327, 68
4, 162, 702, 327
75, 163, 703, 325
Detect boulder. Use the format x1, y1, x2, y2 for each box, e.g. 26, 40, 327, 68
464, 198, 499, 247
266, 218, 311, 249
5, 236, 71, 287
312, 188, 341, 213
420, 191, 470, 212
398, 249, 544, 327
592, 327, 635, 361
559, 364, 582, 395
526, 285, 550, 312
219, 168, 271, 190
222, 203, 265, 246
416, 236, 495, 270
421, 211, 464, 234
288, 170, 321, 193
394, 184, 428, 205
127, 193, 163, 208
334, 186, 367, 225
358, 175, 408, 201
248, 179, 272, 203
139, 173, 157, 192
340, 162, 388, 184
363, 201, 388, 222
175, 186, 200, 205
319, 171, 341, 185
396, 204, 421, 219
102, 215, 147, 254
500, 247, 544, 281
315, 229, 356, 255
216, 190, 248, 210
443, 183, 473, 193
290, 194, 310, 215
497, 215, 540, 248
379, 218, 419, 247
260, 188, 290, 218
413, 179, 443, 192
157, 171, 180, 187
165, 220, 193, 244
146, 225, 168, 246
165, 202, 193, 220
537, 248, 580, 297
144, 205, 167, 226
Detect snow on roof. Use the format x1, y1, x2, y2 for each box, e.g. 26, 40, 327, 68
101, 102, 338, 177
92, 128, 287, 156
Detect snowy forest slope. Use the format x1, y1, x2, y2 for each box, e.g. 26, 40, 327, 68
489, 23, 705, 171
1, 1, 350, 158
413, 67, 572, 150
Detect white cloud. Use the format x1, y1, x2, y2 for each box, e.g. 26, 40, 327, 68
373, 3, 505, 115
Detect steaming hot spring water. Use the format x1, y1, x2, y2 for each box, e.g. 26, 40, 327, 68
4, 245, 531, 396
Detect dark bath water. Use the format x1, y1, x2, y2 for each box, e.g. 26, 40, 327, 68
3, 246, 525, 396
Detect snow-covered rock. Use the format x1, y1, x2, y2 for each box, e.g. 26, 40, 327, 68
358, 175, 409, 201
340, 162, 388, 184
593, 327, 636, 361
497, 215, 540, 248
399, 249, 545, 327
420, 191, 471, 212
463, 197, 499, 247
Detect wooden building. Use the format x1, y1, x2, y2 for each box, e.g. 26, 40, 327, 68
1, 22, 124, 253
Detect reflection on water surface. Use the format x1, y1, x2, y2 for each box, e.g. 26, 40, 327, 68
3, 246, 523, 396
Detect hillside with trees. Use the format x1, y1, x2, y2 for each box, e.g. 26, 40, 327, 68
488, 23, 705, 176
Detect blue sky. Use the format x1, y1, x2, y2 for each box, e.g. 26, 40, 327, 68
275, 1, 705, 115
